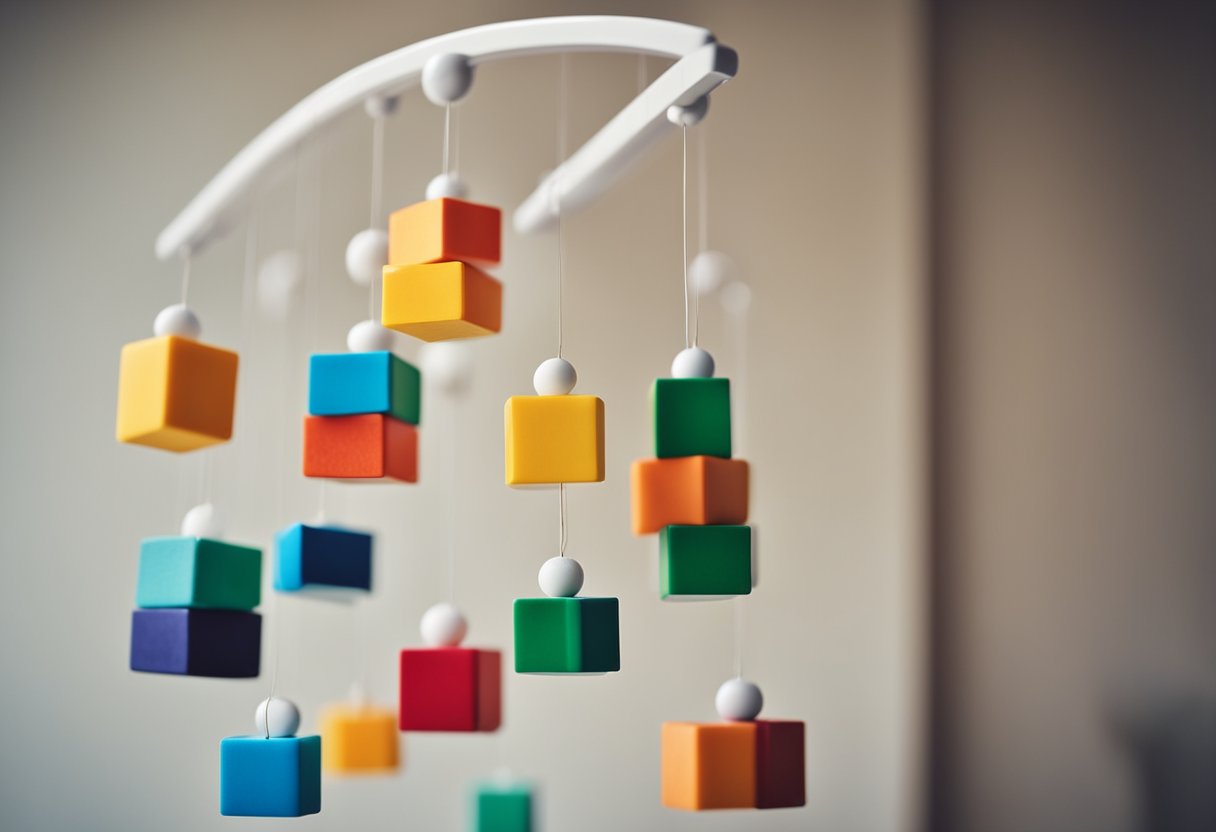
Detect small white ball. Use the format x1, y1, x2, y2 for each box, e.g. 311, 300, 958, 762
181, 503, 222, 539
426, 172, 469, 200
345, 228, 388, 287
254, 697, 301, 738
420, 602, 467, 647
153, 304, 201, 339
422, 53, 474, 106
720, 280, 753, 315
671, 347, 715, 379
666, 95, 710, 127
256, 249, 304, 319
364, 94, 399, 119
347, 319, 395, 353
715, 678, 764, 721
538, 556, 584, 598
419, 341, 474, 396
689, 250, 736, 296
533, 358, 577, 396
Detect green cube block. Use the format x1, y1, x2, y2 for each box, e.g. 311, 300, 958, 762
470, 780, 533, 832
136, 536, 262, 611
660, 525, 752, 601
652, 378, 732, 459
513, 597, 620, 674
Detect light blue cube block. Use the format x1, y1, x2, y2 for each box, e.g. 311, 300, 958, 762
220, 735, 321, 817
308, 351, 421, 424
275, 524, 372, 594
135, 536, 261, 611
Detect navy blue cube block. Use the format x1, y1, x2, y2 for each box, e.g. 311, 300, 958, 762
274, 524, 372, 594
220, 735, 321, 817
130, 609, 261, 678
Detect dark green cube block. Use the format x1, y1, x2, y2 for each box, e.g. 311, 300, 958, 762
660, 525, 752, 600
652, 378, 731, 459
513, 597, 620, 674
470, 780, 533, 832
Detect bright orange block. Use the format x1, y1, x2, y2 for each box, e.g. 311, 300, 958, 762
631, 456, 749, 535
320, 704, 400, 774
116, 335, 238, 452
381, 261, 502, 341
388, 197, 501, 267
303, 414, 417, 482
662, 722, 757, 811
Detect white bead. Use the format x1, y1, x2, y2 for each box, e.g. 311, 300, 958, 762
419, 341, 474, 396
720, 280, 753, 315
254, 697, 301, 738
533, 358, 577, 396
715, 678, 764, 721
345, 228, 388, 288
666, 95, 710, 127
689, 250, 735, 296
538, 556, 584, 598
426, 172, 468, 200
420, 602, 467, 647
347, 319, 395, 353
363, 94, 399, 119
181, 503, 222, 539
256, 249, 304, 319
421, 53, 474, 106
153, 304, 201, 339
671, 347, 715, 379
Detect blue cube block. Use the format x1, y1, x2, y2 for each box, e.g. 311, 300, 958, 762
135, 536, 261, 611
308, 351, 421, 424
274, 524, 372, 594
471, 780, 534, 832
130, 609, 261, 678
220, 735, 321, 817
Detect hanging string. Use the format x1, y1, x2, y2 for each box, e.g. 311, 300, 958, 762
179, 252, 192, 306
698, 123, 710, 253
733, 596, 746, 678
555, 53, 568, 359
451, 103, 461, 177
558, 483, 568, 557
368, 113, 386, 321
445, 395, 458, 601
443, 103, 452, 176
682, 126, 691, 349
264, 591, 283, 738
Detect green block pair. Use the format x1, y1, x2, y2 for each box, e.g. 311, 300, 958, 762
513, 597, 620, 674
652, 378, 732, 459
660, 525, 752, 600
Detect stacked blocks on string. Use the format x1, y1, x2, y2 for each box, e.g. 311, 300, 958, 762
661, 720, 806, 811
275, 524, 372, 594
504, 395, 605, 485
220, 735, 322, 817
398, 648, 502, 731
513, 597, 620, 674
303, 351, 420, 482
471, 780, 534, 832
320, 704, 399, 774
382, 197, 503, 341
116, 335, 238, 452
129, 536, 262, 678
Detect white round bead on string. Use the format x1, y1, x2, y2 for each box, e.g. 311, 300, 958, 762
347, 319, 395, 353
666, 94, 710, 127
533, 357, 577, 396
256, 249, 304, 319
422, 53, 474, 106
419, 341, 474, 396
538, 556, 584, 598
153, 304, 201, 340
426, 172, 468, 200
689, 250, 736, 297
181, 503, 223, 539
345, 228, 389, 288
671, 346, 715, 379
420, 602, 467, 647
254, 697, 301, 738
715, 678, 764, 722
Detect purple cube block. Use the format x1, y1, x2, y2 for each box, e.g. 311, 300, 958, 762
130, 609, 261, 678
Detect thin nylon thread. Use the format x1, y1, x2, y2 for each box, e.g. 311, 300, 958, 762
682, 125, 691, 349
734, 596, 746, 678
369, 113, 386, 321
264, 590, 282, 738
555, 53, 568, 359
558, 483, 568, 557
446, 396, 458, 601
443, 103, 452, 176
180, 253, 192, 306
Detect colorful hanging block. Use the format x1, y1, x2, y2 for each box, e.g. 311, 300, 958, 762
274, 524, 372, 593
320, 703, 400, 774
659, 525, 752, 600
308, 351, 421, 424
398, 648, 502, 731
504, 395, 605, 485
631, 456, 749, 534
513, 597, 620, 674
303, 414, 418, 482
220, 735, 322, 817
471, 779, 534, 832
387, 197, 501, 267
755, 720, 807, 809
382, 262, 502, 342
652, 378, 732, 459
661, 722, 757, 810
135, 536, 261, 610
116, 335, 238, 452
130, 609, 261, 677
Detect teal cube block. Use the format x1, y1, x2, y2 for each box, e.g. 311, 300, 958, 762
513, 597, 620, 674
652, 378, 731, 459
135, 536, 261, 611
470, 780, 533, 832
660, 525, 752, 600
309, 351, 421, 425
220, 735, 321, 817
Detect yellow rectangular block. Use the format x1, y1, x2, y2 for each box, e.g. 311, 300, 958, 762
116, 335, 238, 452
661, 722, 757, 811
388, 197, 501, 267
381, 261, 502, 342
505, 395, 605, 485
320, 704, 400, 774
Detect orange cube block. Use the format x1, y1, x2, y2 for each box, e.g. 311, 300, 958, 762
303, 414, 417, 482
381, 261, 502, 342
320, 703, 400, 774
631, 456, 749, 535
661, 722, 757, 811
388, 197, 501, 267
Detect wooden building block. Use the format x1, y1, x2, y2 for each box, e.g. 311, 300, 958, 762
303, 414, 417, 482
652, 378, 731, 459
660, 525, 752, 600
129, 609, 260, 678
513, 597, 620, 674
471, 781, 534, 832
309, 351, 420, 424
398, 648, 501, 732
320, 704, 399, 774
504, 395, 605, 485
116, 335, 238, 452
135, 536, 261, 611
661, 722, 757, 811
381, 261, 502, 341
631, 456, 749, 535
274, 524, 372, 593
755, 720, 806, 809
220, 735, 321, 817
388, 197, 501, 267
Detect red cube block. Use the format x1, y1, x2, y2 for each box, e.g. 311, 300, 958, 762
303, 414, 417, 482
755, 720, 806, 809
398, 648, 501, 732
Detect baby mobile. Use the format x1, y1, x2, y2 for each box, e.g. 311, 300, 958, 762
115, 15, 801, 827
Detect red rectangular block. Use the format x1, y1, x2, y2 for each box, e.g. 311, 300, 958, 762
398, 647, 501, 732
303, 414, 417, 482
755, 720, 806, 809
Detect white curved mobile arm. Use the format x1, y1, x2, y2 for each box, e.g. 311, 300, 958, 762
155, 15, 738, 261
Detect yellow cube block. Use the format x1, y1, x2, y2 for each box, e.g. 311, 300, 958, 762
320, 704, 400, 774
504, 395, 605, 485
387, 197, 501, 267
116, 335, 238, 452
381, 261, 502, 342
